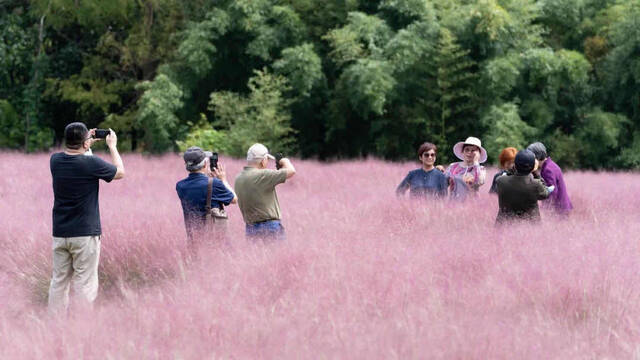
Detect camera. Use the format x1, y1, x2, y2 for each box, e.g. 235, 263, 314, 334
94, 129, 110, 139
209, 152, 219, 170
274, 152, 284, 170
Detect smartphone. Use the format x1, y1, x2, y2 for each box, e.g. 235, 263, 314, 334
94, 129, 110, 139
210, 152, 219, 170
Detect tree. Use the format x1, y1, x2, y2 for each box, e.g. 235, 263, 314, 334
136, 74, 184, 153
482, 102, 535, 163
575, 108, 628, 169
0, 100, 22, 148
46, 0, 189, 149
175, 115, 228, 153
0, 1, 55, 151
208, 69, 296, 157
603, 2, 640, 123
323, 11, 392, 66
273, 43, 324, 98
617, 132, 640, 169
427, 28, 478, 155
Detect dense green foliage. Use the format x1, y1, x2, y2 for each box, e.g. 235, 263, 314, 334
1, 0, 640, 168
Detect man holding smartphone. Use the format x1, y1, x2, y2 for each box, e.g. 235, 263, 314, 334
176, 147, 237, 249
48, 123, 125, 312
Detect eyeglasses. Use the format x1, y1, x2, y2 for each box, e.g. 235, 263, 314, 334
423, 153, 436, 158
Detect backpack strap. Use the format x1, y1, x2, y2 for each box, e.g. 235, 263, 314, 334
205, 177, 213, 213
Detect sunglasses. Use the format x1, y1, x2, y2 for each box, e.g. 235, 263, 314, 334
423, 153, 436, 158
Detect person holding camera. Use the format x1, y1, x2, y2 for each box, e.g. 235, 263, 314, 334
234, 143, 296, 241
495, 150, 553, 224
48, 123, 125, 312
176, 147, 237, 248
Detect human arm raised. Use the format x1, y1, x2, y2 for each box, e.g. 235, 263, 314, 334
105, 129, 125, 180
278, 157, 296, 179
212, 162, 237, 204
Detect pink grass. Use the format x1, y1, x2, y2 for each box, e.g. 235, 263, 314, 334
1, 151, 640, 358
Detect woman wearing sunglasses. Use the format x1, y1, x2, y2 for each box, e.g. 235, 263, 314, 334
396, 142, 448, 198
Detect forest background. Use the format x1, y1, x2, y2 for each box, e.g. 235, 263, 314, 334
2, 0, 640, 169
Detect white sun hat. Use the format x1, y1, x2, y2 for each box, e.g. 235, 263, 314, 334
452, 136, 488, 163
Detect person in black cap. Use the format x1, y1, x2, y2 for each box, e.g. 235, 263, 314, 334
48, 123, 125, 313
495, 149, 554, 224
176, 146, 237, 248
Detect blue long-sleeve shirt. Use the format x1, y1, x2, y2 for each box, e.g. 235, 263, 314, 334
396, 168, 448, 198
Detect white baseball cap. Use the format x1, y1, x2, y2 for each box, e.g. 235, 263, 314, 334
247, 143, 275, 162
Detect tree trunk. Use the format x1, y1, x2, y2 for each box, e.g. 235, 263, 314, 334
25, 1, 51, 152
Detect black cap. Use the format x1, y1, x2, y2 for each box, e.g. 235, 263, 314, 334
183, 146, 212, 171
514, 150, 536, 175
64, 122, 89, 148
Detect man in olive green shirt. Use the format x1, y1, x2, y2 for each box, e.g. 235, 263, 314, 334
234, 143, 296, 240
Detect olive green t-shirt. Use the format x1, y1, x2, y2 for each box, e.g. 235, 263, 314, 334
234, 167, 288, 224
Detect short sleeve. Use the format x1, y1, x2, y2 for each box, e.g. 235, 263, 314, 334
88, 156, 117, 182
261, 169, 288, 188
211, 179, 235, 205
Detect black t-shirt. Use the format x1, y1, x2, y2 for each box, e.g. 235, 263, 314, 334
50, 152, 117, 237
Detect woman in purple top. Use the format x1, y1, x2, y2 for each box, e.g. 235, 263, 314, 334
396, 142, 448, 198
527, 142, 573, 216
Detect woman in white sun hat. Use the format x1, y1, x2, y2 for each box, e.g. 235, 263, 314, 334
445, 136, 487, 197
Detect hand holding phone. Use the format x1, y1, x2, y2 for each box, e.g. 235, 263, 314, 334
274, 153, 284, 170
94, 129, 110, 139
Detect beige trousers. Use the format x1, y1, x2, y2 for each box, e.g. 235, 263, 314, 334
48, 236, 101, 312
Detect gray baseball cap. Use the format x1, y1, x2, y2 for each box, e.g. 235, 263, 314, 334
183, 146, 212, 171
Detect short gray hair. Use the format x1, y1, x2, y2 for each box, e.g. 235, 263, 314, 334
186, 158, 206, 172
527, 142, 547, 161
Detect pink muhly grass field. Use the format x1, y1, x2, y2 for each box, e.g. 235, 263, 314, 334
1, 151, 640, 359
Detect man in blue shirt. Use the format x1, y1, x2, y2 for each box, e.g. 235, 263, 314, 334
176, 147, 237, 248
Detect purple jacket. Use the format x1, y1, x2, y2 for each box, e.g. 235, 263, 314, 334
540, 158, 572, 214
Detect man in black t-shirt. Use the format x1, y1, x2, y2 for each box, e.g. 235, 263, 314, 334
48, 122, 125, 312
